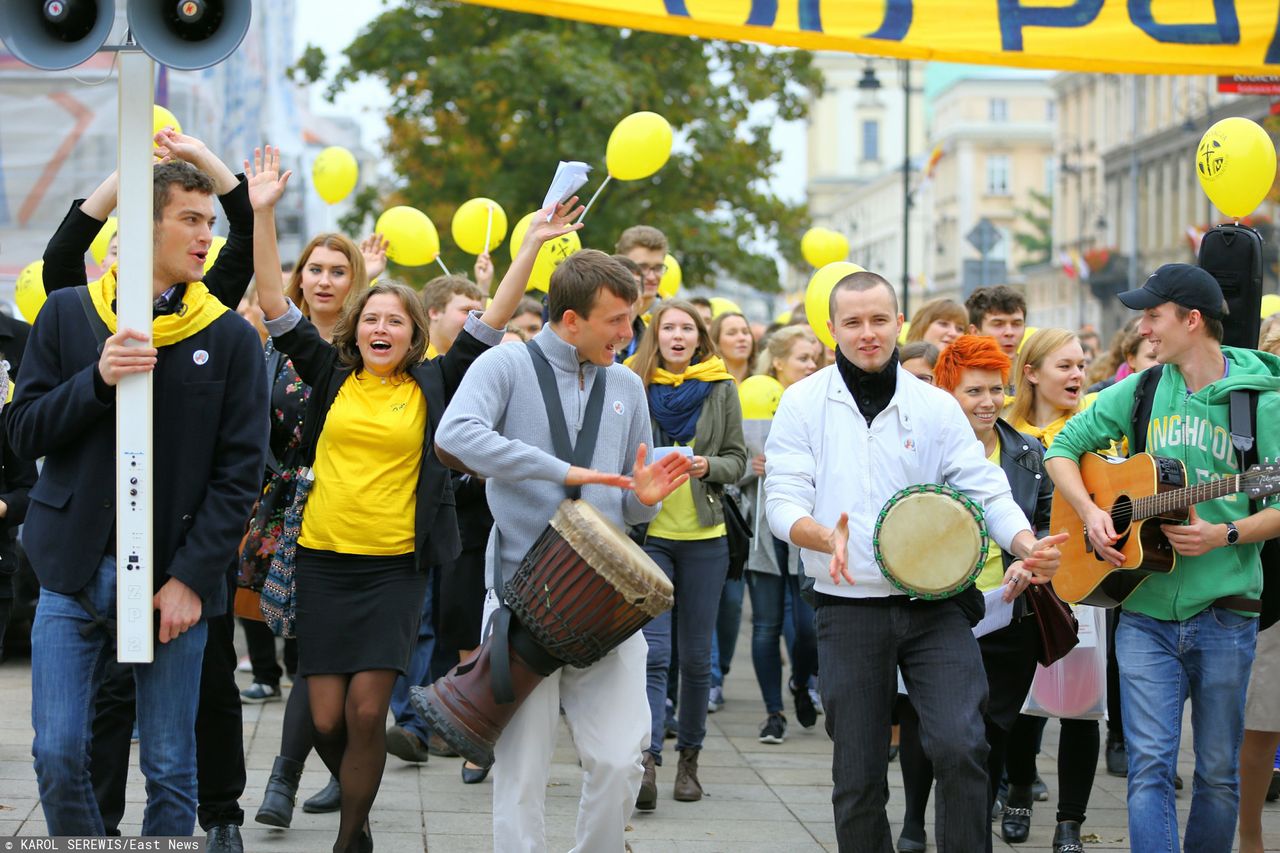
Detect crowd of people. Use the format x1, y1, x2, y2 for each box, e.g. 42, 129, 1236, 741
1, 132, 1279, 853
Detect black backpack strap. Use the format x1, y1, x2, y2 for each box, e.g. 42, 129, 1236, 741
76, 285, 112, 355
1129, 365, 1164, 455
262, 341, 286, 478
1230, 389, 1256, 459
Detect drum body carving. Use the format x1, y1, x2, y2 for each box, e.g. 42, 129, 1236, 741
873, 484, 989, 599
413, 500, 672, 768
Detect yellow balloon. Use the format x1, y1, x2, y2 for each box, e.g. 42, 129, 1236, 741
775, 309, 793, 325
801, 227, 849, 268
15, 260, 46, 323
1195, 117, 1277, 218
451, 197, 509, 255
1019, 325, 1040, 353
376, 206, 440, 267
203, 236, 226, 275
509, 211, 582, 292
898, 320, 911, 344
152, 105, 182, 147
709, 297, 741, 319
91, 216, 117, 266
606, 111, 674, 181
739, 374, 784, 420
805, 261, 865, 350
313, 146, 359, 205
658, 254, 681, 299
1262, 292, 1280, 318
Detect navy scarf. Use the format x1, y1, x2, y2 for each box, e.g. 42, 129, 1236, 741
648, 380, 713, 444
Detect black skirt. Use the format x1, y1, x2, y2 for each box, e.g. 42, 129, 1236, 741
436, 543, 487, 652
977, 612, 1041, 731
295, 546, 426, 676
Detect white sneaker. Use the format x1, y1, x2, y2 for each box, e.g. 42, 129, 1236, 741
236, 655, 252, 673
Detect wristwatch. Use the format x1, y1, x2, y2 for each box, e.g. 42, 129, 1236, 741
1225, 522, 1240, 546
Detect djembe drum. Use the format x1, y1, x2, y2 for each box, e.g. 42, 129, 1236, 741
873, 483, 989, 599
412, 499, 672, 768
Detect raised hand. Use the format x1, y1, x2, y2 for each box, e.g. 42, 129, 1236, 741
632, 444, 691, 507
153, 128, 208, 164
244, 146, 293, 212
517, 198, 585, 256
827, 512, 852, 585
361, 233, 389, 283
474, 252, 495, 292
565, 466, 633, 490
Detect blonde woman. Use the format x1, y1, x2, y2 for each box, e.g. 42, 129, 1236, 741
906, 298, 968, 350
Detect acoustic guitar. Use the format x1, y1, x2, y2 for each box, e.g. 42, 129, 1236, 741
1050, 452, 1280, 607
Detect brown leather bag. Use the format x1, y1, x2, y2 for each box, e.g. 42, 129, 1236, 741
1026, 585, 1079, 666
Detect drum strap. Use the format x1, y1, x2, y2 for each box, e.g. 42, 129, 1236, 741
480, 342, 609, 704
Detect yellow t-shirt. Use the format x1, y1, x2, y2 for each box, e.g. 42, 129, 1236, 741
299, 371, 427, 555
647, 442, 727, 542
975, 436, 1006, 592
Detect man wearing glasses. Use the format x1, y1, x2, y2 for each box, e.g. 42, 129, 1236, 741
615, 225, 668, 361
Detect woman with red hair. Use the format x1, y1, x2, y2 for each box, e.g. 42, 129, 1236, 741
894, 335, 1059, 852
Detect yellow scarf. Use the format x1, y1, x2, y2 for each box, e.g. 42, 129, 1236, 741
90, 266, 228, 347
650, 356, 736, 387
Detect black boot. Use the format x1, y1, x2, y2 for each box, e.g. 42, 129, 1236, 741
254, 756, 304, 828
1001, 783, 1033, 844
303, 774, 341, 813
1053, 820, 1084, 852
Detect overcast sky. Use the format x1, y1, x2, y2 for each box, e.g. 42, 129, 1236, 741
293, 0, 807, 203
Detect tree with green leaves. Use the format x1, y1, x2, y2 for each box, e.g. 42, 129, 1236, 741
296, 1, 820, 291
1013, 188, 1052, 269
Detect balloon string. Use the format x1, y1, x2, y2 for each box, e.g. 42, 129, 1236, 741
576, 175, 612, 224
484, 205, 494, 254
436, 256, 451, 275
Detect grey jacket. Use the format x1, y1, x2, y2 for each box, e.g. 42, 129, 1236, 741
436, 326, 658, 587
649, 379, 747, 528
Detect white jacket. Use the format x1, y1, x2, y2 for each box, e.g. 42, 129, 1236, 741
765, 363, 1032, 599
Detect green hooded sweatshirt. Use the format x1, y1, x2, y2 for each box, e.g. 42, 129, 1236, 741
1046, 346, 1280, 621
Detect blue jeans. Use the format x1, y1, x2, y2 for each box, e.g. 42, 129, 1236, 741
32, 557, 207, 836
1117, 607, 1258, 853
642, 536, 729, 758
748, 539, 817, 716
390, 576, 435, 743
709, 576, 744, 689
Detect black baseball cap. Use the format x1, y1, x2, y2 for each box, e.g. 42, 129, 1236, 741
1118, 263, 1227, 319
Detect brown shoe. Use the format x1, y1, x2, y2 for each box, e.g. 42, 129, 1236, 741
636, 751, 657, 811
673, 748, 703, 802
427, 731, 459, 758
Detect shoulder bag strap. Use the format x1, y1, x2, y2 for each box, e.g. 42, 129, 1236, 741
1129, 364, 1164, 455
75, 286, 112, 355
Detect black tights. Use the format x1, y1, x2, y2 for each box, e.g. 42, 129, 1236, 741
280, 673, 316, 763
308, 670, 398, 853
1006, 714, 1100, 824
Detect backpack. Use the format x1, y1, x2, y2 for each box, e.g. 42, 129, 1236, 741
1131, 365, 1280, 628
1198, 224, 1264, 349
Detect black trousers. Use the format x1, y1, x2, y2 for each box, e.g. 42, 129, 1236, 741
815, 596, 989, 853
90, 576, 246, 832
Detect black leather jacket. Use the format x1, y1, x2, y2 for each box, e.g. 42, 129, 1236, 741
994, 417, 1054, 571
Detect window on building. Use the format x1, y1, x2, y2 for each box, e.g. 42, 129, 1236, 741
986, 154, 1011, 195
990, 98, 1009, 122
862, 119, 880, 162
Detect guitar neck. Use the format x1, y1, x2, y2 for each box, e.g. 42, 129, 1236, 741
1132, 474, 1242, 520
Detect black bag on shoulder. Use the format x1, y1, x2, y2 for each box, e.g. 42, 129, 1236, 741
1131, 365, 1280, 628
1197, 224, 1264, 348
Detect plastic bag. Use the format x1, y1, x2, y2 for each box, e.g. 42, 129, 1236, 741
1021, 604, 1106, 720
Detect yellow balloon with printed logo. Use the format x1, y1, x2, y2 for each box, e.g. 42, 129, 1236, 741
376, 206, 440, 267
658, 254, 681, 299
15, 260, 46, 323
801, 227, 849, 268
1195, 117, 1277, 218
451, 197, 508, 255
203, 236, 226, 275
153, 105, 182, 146
805, 261, 865, 350
510, 211, 582, 292
739, 374, 784, 420
91, 216, 118, 266
606, 112, 673, 181
709, 297, 741, 319
313, 146, 359, 205
1261, 292, 1280, 319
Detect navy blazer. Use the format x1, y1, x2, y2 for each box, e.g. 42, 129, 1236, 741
7, 289, 269, 612
271, 309, 498, 572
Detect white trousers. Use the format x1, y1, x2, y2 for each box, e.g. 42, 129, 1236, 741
483, 590, 650, 853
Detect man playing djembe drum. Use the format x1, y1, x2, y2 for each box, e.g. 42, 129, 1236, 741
764, 271, 1065, 852
436, 249, 690, 853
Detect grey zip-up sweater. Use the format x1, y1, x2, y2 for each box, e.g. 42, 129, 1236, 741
436, 325, 659, 587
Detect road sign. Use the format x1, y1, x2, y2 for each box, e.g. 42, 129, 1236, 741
967, 218, 1002, 256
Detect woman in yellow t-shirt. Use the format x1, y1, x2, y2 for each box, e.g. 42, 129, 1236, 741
629, 301, 747, 811
253, 159, 583, 853
1002, 328, 1099, 851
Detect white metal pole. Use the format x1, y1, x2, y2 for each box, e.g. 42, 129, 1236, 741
115, 49, 155, 664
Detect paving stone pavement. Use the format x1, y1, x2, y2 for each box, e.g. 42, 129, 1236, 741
1, 620, 1278, 851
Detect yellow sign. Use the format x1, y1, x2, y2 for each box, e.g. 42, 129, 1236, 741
459, 0, 1280, 75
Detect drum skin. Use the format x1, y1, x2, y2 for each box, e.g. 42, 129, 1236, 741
415, 500, 672, 768
873, 484, 988, 599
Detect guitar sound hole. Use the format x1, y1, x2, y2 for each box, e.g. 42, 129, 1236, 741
1109, 495, 1134, 535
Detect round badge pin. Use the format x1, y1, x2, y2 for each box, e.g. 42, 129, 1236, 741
193, 350, 209, 366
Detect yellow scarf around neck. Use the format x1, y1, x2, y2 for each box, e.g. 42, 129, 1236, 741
651, 355, 736, 387
90, 266, 228, 347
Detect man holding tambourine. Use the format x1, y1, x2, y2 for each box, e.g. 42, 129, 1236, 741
764, 270, 1066, 852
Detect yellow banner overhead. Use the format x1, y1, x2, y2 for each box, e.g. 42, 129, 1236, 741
457, 0, 1280, 75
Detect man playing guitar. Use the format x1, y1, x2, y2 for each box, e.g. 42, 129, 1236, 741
1045, 263, 1280, 853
